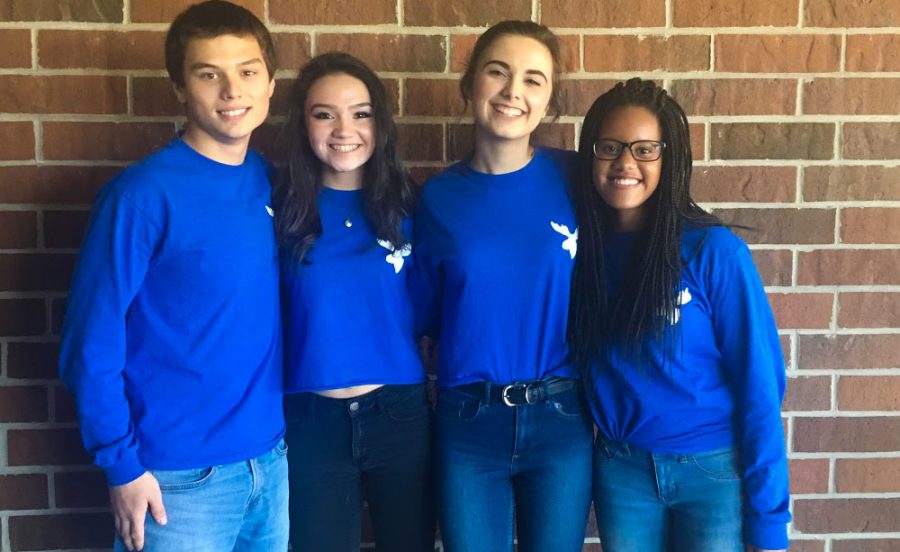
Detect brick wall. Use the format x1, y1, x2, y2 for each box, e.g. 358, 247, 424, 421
0, 0, 898, 550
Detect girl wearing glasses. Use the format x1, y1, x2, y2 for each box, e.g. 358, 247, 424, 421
409, 20, 593, 552
568, 77, 790, 552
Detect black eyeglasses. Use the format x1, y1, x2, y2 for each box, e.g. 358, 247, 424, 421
593, 139, 666, 161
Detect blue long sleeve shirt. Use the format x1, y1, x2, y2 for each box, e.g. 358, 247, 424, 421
59, 139, 284, 486
281, 187, 425, 392
409, 147, 579, 386
589, 226, 791, 549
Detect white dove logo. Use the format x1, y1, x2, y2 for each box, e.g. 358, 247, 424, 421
550, 221, 578, 259
377, 239, 412, 274
265, 205, 274, 217
668, 287, 692, 325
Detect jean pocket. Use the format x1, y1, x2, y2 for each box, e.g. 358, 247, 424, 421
274, 438, 288, 456
550, 389, 587, 418
384, 384, 430, 422
436, 388, 485, 422
152, 466, 216, 492
689, 447, 740, 481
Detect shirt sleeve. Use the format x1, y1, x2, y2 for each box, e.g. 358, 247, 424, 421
406, 196, 443, 340
708, 239, 791, 550
58, 185, 159, 486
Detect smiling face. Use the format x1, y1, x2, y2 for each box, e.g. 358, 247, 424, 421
174, 34, 274, 165
593, 105, 663, 232
468, 34, 554, 147
304, 73, 375, 190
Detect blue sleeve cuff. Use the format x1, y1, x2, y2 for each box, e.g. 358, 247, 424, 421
104, 452, 146, 487
746, 517, 790, 550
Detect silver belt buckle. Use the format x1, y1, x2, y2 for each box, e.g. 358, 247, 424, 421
501, 382, 538, 406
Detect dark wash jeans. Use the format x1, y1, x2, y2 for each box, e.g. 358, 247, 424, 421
435, 382, 594, 552
284, 383, 434, 552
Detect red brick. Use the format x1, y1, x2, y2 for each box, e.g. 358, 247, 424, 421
751, 249, 793, 286
43, 122, 175, 162
804, 166, 900, 201
409, 167, 441, 186
43, 210, 91, 249
406, 79, 465, 117
714, 208, 835, 245
132, 76, 181, 116
54, 384, 79, 423
0, 475, 48, 510
0, 211, 38, 249
841, 208, 900, 244
798, 250, 900, 285
0, 29, 31, 67
690, 124, 705, 162
767, 293, 833, 330
781, 335, 792, 368
39, 30, 164, 70
804, 78, 900, 115
51, 297, 67, 335
794, 417, 900, 452
450, 35, 590, 75
715, 35, 840, 73
839, 377, 900, 411
7, 428, 91, 466
839, 293, 900, 328
847, 35, 900, 71
559, 79, 619, 117
791, 541, 826, 552
397, 124, 443, 163
790, 458, 829, 494
406, 0, 529, 25
843, 123, 900, 160
692, 166, 796, 203
833, 540, 900, 552
246, 121, 280, 163
0, 121, 35, 161
54, 470, 108, 508
0, 386, 49, 423
672, 79, 795, 116
784, 376, 831, 411
272, 32, 311, 71
8, 513, 113, 550
317, 34, 445, 73
268, 77, 296, 119
6, 342, 60, 379
0, 254, 77, 291
711, 123, 834, 160
584, 35, 709, 72
542, 0, 665, 27
2, 75, 126, 115
0, 299, 46, 336
0, 0, 123, 22
271, 0, 394, 24
674, 0, 797, 26
130, 0, 262, 22
806, 0, 900, 27
799, 334, 899, 370
794, 498, 900, 533
0, 165, 116, 205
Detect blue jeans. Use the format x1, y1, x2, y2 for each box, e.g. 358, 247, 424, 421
114, 440, 289, 552
593, 437, 744, 552
435, 381, 593, 552
284, 384, 434, 551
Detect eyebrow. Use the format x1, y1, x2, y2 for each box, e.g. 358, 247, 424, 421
188, 58, 264, 71
483, 60, 548, 81
308, 102, 373, 110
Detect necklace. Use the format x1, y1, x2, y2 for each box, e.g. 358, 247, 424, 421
320, 187, 359, 230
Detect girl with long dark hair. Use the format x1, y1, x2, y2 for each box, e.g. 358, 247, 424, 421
569, 78, 790, 552
410, 20, 593, 552
273, 52, 433, 551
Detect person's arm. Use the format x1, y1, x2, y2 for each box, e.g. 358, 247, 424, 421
406, 197, 443, 340
58, 187, 167, 549
709, 238, 791, 551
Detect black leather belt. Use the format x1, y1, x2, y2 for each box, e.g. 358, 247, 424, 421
455, 377, 578, 407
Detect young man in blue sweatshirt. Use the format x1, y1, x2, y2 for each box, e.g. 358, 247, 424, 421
58, 2, 285, 550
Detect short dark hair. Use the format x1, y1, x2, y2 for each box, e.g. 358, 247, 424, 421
273, 52, 416, 262
165, 0, 276, 86
459, 20, 562, 118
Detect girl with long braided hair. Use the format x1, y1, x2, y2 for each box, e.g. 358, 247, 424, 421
568, 78, 790, 552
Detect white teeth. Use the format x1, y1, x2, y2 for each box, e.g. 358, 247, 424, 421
494, 105, 524, 117
219, 108, 248, 117
610, 178, 640, 186
330, 144, 360, 153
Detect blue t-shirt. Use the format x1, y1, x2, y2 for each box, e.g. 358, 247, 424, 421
59, 139, 284, 486
410, 147, 579, 386
281, 187, 425, 392
589, 225, 790, 549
